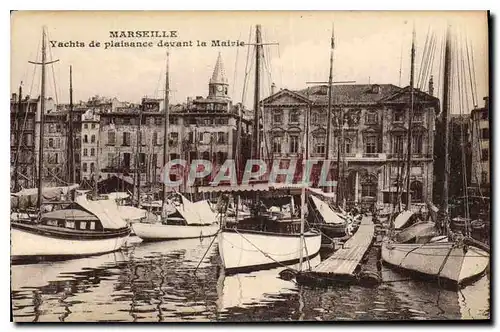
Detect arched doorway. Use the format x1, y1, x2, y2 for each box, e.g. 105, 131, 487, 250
361, 174, 378, 210
346, 171, 357, 203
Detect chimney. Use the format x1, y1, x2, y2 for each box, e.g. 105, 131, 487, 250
271, 82, 276, 95
428, 75, 434, 96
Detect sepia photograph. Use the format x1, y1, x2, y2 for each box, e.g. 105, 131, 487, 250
9, 10, 490, 322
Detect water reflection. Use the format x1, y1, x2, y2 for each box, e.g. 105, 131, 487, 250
11, 237, 490, 322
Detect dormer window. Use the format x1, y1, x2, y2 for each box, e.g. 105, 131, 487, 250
371, 84, 381, 94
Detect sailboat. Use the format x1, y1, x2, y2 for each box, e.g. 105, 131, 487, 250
11, 28, 130, 261
218, 25, 321, 274
381, 26, 489, 288
131, 52, 219, 241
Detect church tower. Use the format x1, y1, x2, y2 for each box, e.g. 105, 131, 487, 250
208, 53, 229, 99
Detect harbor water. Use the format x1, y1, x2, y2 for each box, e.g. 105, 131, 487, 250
11, 236, 490, 322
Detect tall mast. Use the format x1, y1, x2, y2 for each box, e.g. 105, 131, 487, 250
442, 27, 452, 221
135, 100, 143, 205
252, 25, 262, 160
327, 25, 335, 196
37, 30, 47, 209
68, 65, 75, 184
13, 85, 22, 192
405, 26, 416, 210
162, 52, 170, 211
28, 27, 58, 209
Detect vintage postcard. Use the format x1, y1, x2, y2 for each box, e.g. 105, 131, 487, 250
10, 11, 490, 322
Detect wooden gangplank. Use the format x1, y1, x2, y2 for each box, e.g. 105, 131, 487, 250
312, 216, 374, 276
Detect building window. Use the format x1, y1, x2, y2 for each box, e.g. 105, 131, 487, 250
155, 117, 163, 125
272, 110, 283, 124
289, 135, 299, 153
82, 162, 87, 172
289, 110, 299, 123
314, 135, 325, 154
481, 128, 489, 139
123, 132, 131, 146
90, 148, 95, 156
364, 136, 377, 154
481, 111, 488, 120
481, 171, 488, 184
169, 132, 179, 146
75, 153, 80, 163
108, 131, 116, 145
91, 135, 96, 143
83, 148, 88, 156
153, 132, 158, 145
217, 132, 227, 144
83, 124, 88, 129
394, 109, 404, 122
91, 123, 96, 129
481, 149, 489, 161
410, 181, 423, 202
344, 138, 352, 154
412, 134, 423, 154
48, 138, 54, 148
392, 135, 404, 155
365, 111, 377, 124
54, 153, 58, 164
273, 136, 282, 153
169, 117, 177, 125
108, 153, 115, 167
361, 175, 377, 198
90, 162, 95, 173
83, 135, 88, 143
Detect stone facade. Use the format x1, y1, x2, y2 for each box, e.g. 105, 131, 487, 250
261, 83, 439, 212
470, 97, 490, 194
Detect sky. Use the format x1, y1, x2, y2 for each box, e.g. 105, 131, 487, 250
10, 11, 489, 113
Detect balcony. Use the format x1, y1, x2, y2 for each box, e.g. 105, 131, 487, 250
387, 153, 432, 160
343, 153, 387, 161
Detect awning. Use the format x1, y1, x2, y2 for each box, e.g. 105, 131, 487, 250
310, 195, 345, 225
74, 195, 128, 229
117, 205, 147, 221
394, 210, 414, 229
41, 209, 99, 221
175, 194, 217, 225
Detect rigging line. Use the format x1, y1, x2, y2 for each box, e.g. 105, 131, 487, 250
469, 34, 479, 106
398, 25, 404, 87
14, 37, 42, 170
458, 36, 471, 223
422, 31, 437, 91
232, 32, 242, 99
240, 26, 253, 104
46, 28, 60, 105
465, 32, 478, 107
417, 26, 431, 89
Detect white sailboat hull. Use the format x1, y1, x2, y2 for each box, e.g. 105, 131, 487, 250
132, 222, 219, 241
381, 241, 489, 286
219, 229, 322, 274
11, 227, 130, 259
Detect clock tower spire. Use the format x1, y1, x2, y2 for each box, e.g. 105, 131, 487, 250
208, 52, 229, 99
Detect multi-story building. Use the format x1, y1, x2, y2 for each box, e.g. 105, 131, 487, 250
98, 53, 251, 194
42, 108, 69, 187
81, 109, 100, 186
10, 93, 38, 190
470, 96, 490, 195
261, 82, 439, 212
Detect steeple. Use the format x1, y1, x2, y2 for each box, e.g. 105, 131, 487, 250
208, 52, 229, 99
